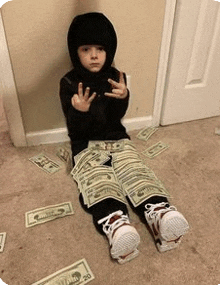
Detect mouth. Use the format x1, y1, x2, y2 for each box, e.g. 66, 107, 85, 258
90, 63, 100, 67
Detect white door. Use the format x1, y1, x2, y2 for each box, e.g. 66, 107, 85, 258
161, 0, 220, 125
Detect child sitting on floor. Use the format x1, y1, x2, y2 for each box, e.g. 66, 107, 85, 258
60, 12, 189, 264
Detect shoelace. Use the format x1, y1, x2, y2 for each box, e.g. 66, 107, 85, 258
98, 210, 130, 244
145, 202, 176, 219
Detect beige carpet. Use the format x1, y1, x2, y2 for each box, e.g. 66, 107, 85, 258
0, 116, 220, 285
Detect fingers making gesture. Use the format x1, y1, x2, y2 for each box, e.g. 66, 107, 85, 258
71, 82, 96, 112
104, 71, 128, 99
71, 71, 127, 112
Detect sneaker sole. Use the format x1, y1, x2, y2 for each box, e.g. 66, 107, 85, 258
117, 248, 139, 264
156, 239, 181, 252
110, 225, 140, 263
155, 211, 189, 252
160, 211, 189, 241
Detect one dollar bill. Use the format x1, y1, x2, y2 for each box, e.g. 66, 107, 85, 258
0, 232, 6, 253
142, 141, 169, 158
25, 202, 74, 228
31, 258, 94, 285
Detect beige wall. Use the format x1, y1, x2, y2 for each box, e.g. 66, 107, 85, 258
1, 0, 165, 133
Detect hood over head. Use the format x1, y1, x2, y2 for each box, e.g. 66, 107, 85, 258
67, 12, 117, 75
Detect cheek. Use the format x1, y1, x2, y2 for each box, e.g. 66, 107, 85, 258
80, 55, 89, 66
102, 53, 107, 63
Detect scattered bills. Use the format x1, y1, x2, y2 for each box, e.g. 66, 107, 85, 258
136, 127, 158, 141
29, 153, 61, 174
0, 232, 6, 253
142, 141, 169, 158
31, 258, 94, 285
25, 202, 74, 228
56, 147, 70, 163
56, 147, 72, 174
71, 139, 169, 208
215, 127, 220, 135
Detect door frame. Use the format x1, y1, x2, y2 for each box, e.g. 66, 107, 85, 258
152, 0, 177, 126
0, 10, 27, 146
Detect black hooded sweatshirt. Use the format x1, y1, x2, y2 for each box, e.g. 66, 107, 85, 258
59, 12, 130, 159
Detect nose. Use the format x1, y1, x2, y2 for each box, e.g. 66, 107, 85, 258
90, 48, 98, 59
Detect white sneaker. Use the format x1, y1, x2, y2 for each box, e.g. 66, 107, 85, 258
98, 210, 140, 264
144, 202, 189, 252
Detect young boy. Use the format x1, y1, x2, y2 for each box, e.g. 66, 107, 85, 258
60, 12, 189, 264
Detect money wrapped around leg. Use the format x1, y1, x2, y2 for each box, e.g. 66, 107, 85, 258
71, 146, 140, 264
112, 140, 189, 252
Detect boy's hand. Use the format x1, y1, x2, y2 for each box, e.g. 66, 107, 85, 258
71, 82, 96, 112
104, 71, 128, 99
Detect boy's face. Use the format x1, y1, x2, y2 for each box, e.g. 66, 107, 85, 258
77, 45, 106, 72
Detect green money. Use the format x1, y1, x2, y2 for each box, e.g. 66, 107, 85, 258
29, 153, 61, 174
31, 258, 94, 285
0, 232, 6, 253
25, 202, 74, 228
136, 127, 158, 141
142, 141, 169, 158
71, 149, 100, 179
56, 147, 70, 163
215, 127, 220, 135
84, 182, 127, 207
88, 140, 125, 152
73, 148, 99, 165
127, 183, 170, 207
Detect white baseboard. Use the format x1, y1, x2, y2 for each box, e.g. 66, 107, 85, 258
26, 115, 153, 146
26, 127, 70, 146
123, 115, 153, 131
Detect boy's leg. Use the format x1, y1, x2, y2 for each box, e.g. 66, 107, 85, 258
72, 146, 140, 264
79, 194, 128, 233
79, 195, 140, 264
111, 140, 189, 252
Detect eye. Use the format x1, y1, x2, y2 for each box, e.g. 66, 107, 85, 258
97, 46, 105, 51
82, 47, 89, 52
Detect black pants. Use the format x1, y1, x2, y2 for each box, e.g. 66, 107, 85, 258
79, 194, 168, 234
77, 145, 169, 234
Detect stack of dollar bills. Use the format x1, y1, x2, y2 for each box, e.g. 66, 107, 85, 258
112, 140, 170, 206
71, 139, 169, 208
71, 140, 128, 208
